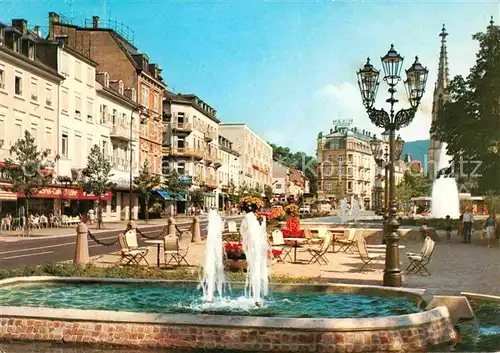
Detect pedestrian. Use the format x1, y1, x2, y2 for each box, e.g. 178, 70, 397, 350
462, 208, 474, 244
484, 212, 497, 248
444, 215, 452, 240
458, 213, 463, 237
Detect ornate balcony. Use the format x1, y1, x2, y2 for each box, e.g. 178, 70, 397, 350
214, 156, 223, 169
162, 147, 204, 160
170, 113, 193, 136
204, 151, 216, 164
204, 130, 216, 142
205, 177, 217, 189
110, 125, 132, 142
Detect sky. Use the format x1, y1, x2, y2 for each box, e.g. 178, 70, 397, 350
1, 0, 499, 155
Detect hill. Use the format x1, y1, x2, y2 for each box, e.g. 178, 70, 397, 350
402, 139, 430, 162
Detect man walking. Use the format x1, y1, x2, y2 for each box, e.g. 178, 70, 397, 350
462, 208, 474, 244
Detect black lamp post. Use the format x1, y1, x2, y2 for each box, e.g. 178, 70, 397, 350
129, 107, 146, 221
369, 135, 385, 215
357, 45, 428, 287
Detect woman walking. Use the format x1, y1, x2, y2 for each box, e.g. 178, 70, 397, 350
484, 212, 497, 248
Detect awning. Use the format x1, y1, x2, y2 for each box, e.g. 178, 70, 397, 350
154, 190, 186, 201
0, 182, 17, 201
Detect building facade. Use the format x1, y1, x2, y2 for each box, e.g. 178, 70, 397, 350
272, 161, 289, 201
427, 25, 450, 180
317, 125, 376, 210
95, 72, 141, 221
47, 12, 165, 176
163, 91, 221, 210
217, 135, 240, 210
219, 124, 273, 189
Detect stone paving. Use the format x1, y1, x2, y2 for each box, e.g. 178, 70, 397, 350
91, 227, 500, 296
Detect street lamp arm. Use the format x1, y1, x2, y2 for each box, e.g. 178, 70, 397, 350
394, 107, 418, 130
367, 108, 391, 129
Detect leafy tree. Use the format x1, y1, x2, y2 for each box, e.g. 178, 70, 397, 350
81, 145, 115, 229
190, 189, 205, 207
134, 159, 161, 223
0, 131, 53, 234
163, 169, 189, 216
431, 21, 500, 193
227, 181, 239, 203
264, 185, 274, 201
396, 166, 432, 205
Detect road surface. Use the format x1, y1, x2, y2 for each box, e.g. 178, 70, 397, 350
0, 217, 242, 269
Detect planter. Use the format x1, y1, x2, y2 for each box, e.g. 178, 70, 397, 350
227, 260, 247, 272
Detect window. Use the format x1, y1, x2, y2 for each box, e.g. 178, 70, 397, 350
61, 134, 68, 157
100, 105, 107, 124
102, 140, 108, 157
15, 76, 22, 95
74, 61, 82, 81
61, 54, 69, 76
61, 90, 69, 113
86, 67, 94, 87
153, 94, 159, 112
75, 135, 82, 166
112, 109, 117, 125
30, 124, 38, 144
87, 99, 93, 122
347, 181, 353, 191
45, 128, 52, 154
28, 42, 34, 60
87, 137, 93, 156
13, 37, 20, 52
30, 78, 38, 101
111, 193, 117, 212
14, 121, 22, 141
0, 117, 5, 146
75, 96, 81, 117
45, 84, 52, 106
0, 68, 4, 89
141, 86, 149, 107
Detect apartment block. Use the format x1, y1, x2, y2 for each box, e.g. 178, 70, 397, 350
218, 135, 240, 210
47, 12, 166, 175
219, 124, 273, 189
163, 91, 221, 210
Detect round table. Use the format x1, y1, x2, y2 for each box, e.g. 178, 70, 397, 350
145, 239, 163, 267
282, 238, 309, 263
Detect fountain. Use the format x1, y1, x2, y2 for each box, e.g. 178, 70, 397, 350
431, 143, 460, 219
352, 198, 360, 220
199, 210, 227, 303
340, 198, 349, 223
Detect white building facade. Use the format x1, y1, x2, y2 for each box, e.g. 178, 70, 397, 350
218, 135, 240, 210
219, 124, 273, 189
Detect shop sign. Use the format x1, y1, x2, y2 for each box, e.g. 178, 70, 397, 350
178, 175, 192, 184
31, 187, 80, 199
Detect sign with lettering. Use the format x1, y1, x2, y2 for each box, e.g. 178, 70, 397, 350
178, 175, 192, 184
17, 187, 112, 201
333, 119, 353, 127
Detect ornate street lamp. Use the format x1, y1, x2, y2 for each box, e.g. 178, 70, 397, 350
357, 45, 428, 287
370, 135, 385, 215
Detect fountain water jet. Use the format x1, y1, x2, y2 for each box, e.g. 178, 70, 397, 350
200, 210, 227, 302
352, 198, 360, 220
340, 198, 348, 223
431, 143, 460, 219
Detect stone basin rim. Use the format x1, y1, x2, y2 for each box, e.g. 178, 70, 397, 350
0, 276, 449, 332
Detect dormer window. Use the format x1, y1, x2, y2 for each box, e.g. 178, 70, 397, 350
12, 35, 20, 53
28, 42, 35, 60
143, 57, 149, 70
103, 72, 109, 88
131, 88, 137, 102
118, 80, 124, 95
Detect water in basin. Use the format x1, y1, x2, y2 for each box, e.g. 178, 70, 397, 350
0, 282, 420, 319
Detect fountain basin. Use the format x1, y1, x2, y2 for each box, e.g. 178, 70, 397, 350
0, 277, 456, 352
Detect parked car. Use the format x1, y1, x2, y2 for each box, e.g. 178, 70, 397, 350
299, 205, 311, 213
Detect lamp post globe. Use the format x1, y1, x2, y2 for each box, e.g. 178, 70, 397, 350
357, 58, 380, 109
405, 57, 429, 108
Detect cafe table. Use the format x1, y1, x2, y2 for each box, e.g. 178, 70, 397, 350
282, 238, 309, 263
145, 239, 163, 267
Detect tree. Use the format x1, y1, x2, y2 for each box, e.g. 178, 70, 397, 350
81, 145, 115, 229
190, 189, 205, 208
163, 169, 189, 216
227, 181, 239, 203
396, 167, 432, 205
264, 185, 274, 202
0, 131, 53, 235
134, 159, 161, 223
431, 21, 500, 193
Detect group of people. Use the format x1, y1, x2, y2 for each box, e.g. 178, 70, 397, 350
443, 208, 497, 247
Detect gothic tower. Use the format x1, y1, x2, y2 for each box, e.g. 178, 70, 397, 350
427, 24, 450, 180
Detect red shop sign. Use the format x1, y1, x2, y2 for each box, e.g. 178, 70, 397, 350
27, 187, 80, 199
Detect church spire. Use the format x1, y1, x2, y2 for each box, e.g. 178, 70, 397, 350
437, 24, 449, 90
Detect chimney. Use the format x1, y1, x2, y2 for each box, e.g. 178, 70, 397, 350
92, 16, 100, 28
12, 19, 28, 35
33, 25, 42, 38
49, 12, 60, 25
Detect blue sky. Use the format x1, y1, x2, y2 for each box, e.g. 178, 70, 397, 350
1, 0, 499, 154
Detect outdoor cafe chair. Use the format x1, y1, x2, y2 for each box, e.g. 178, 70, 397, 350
307, 233, 332, 265
124, 229, 149, 251
223, 220, 240, 241
356, 237, 382, 272
337, 229, 357, 253
164, 234, 191, 266
271, 230, 292, 262
405, 238, 435, 276
118, 233, 149, 266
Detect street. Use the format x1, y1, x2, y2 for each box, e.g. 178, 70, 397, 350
0, 217, 242, 269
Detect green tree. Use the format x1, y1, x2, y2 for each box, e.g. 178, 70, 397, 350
0, 131, 53, 235
134, 159, 161, 223
227, 181, 239, 203
431, 20, 500, 193
190, 189, 205, 208
396, 167, 432, 204
264, 185, 274, 201
81, 145, 115, 229
163, 169, 189, 216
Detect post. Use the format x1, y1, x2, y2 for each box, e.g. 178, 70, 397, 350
382, 163, 389, 244
168, 216, 176, 236
191, 216, 201, 242
383, 128, 402, 287
74, 223, 89, 265
129, 108, 134, 221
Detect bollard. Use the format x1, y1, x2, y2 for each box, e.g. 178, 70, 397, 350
74, 223, 89, 265
168, 217, 176, 236
191, 216, 201, 242
127, 220, 137, 230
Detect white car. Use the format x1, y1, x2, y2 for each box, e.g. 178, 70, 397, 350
299, 205, 311, 213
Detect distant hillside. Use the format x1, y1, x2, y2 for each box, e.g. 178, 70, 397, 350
402, 139, 430, 162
